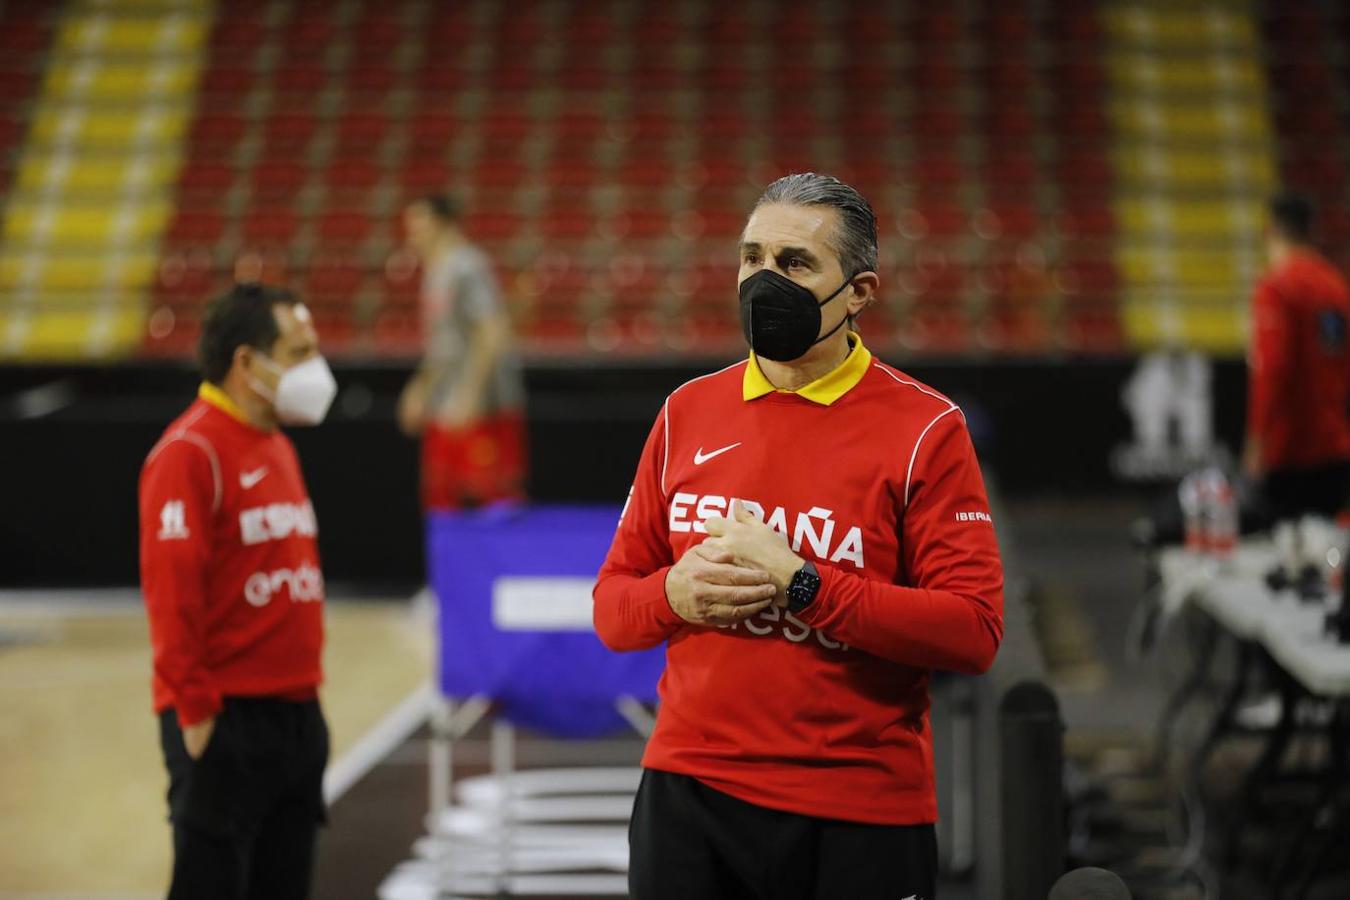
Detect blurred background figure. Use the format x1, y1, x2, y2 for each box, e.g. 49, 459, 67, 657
1243, 191, 1350, 523
397, 194, 527, 510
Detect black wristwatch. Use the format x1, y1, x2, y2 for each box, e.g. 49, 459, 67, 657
785, 561, 822, 613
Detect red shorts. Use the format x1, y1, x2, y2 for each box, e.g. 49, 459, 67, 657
421, 413, 527, 511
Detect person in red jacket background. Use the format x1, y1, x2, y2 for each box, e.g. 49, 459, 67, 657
1244, 192, 1350, 521
140, 283, 337, 899
594, 173, 1004, 900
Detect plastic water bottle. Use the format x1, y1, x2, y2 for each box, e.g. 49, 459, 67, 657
1203, 468, 1238, 560
1179, 472, 1205, 553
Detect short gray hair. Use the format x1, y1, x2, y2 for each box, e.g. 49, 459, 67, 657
753, 173, 879, 277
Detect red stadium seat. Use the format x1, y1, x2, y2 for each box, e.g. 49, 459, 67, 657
699, 62, 748, 92
701, 12, 752, 47
241, 207, 301, 245
261, 113, 318, 157
315, 209, 373, 244
463, 210, 522, 243
487, 63, 538, 93
332, 114, 389, 159
273, 62, 328, 96
414, 62, 469, 94
426, 8, 476, 45
616, 158, 674, 189
397, 160, 451, 194
481, 111, 534, 149
539, 161, 595, 189
166, 209, 226, 247
372, 306, 422, 356
250, 161, 308, 202
540, 209, 596, 241
205, 15, 265, 53
406, 113, 458, 157
177, 163, 236, 204
348, 14, 404, 57
305, 251, 366, 305
608, 208, 671, 241
186, 113, 246, 161
835, 62, 892, 93
1062, 302, 1123, 353
280, 13, 336, 53
557, 60, 610, 92
633, 10, 681, 47
1056, 205, 1117, 241
472, 159, 528, 189
0, 18, 49, 55
632, 58, 681, 93
345, 62, 398, 98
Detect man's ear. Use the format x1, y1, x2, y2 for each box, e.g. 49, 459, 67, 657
847, 271, 880, 317
231, 344, 254, 379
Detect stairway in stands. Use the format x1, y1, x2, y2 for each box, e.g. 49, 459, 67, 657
1103, 2, 1275, 354
0, 0, 209, 360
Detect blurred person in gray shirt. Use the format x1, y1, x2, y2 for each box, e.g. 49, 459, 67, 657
398, 194, 527, 509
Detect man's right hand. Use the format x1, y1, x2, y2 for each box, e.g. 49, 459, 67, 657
183, 716, 215, 760
665, 542, 777, 628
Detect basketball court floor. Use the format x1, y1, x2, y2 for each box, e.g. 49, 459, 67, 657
0, 592, 431, 899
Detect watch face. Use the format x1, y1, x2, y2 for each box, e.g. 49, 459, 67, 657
788, 566, 821, 611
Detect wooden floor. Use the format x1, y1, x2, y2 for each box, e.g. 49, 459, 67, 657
0, 595, 431, 898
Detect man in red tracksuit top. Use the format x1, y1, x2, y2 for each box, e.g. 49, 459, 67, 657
595, 174, 1004, 900
1244, 191, 1350, 521
140, 283, 337, 900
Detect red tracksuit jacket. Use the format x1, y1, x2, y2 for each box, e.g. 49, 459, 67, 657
139, 385, 325, 727
1248, 248, 1350, 472
594, 338, 1004, 824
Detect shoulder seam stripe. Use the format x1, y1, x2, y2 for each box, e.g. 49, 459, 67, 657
871, 362, 954, 406
905, 405, 961, 507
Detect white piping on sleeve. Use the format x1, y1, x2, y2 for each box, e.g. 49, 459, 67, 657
871, 362, 952, 405
660, 400, 670, 498
905, 405, 960, 507
148, 431, 223, 515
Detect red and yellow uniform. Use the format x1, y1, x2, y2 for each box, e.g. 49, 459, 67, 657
139, 383, 325, 727
1248, 248, 1350, 472
594, 335, 1004, 825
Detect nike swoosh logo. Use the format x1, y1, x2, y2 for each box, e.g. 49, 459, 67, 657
240, 467, 268, 489
694, 442, 742, 465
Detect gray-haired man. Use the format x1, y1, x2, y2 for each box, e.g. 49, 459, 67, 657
595, 173, 1004, 899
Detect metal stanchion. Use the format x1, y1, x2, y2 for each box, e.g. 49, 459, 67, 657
999, 680, 1065, 900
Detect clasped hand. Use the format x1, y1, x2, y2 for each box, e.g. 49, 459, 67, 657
664, 501, 804, 627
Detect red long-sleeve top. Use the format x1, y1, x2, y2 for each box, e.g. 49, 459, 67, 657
594, 339, 1004, 824
1248, 248, 1350, 472
139, 385, 325, 727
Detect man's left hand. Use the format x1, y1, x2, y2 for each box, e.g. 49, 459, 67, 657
703, 501, 805, 606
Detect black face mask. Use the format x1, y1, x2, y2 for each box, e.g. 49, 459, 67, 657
738, 269, 853, 362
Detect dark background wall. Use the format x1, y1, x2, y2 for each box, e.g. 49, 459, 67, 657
0, 355, 1248, 587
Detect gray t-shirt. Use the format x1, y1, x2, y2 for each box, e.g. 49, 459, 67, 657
421, 243, 524, 417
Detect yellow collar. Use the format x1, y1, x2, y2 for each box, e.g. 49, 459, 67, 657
198, 382, 252, 426
742, 334, 873, 405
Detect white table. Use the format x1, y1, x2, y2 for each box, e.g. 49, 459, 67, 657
1150, 542, 1350, 891
1157, 543, 1349, 696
